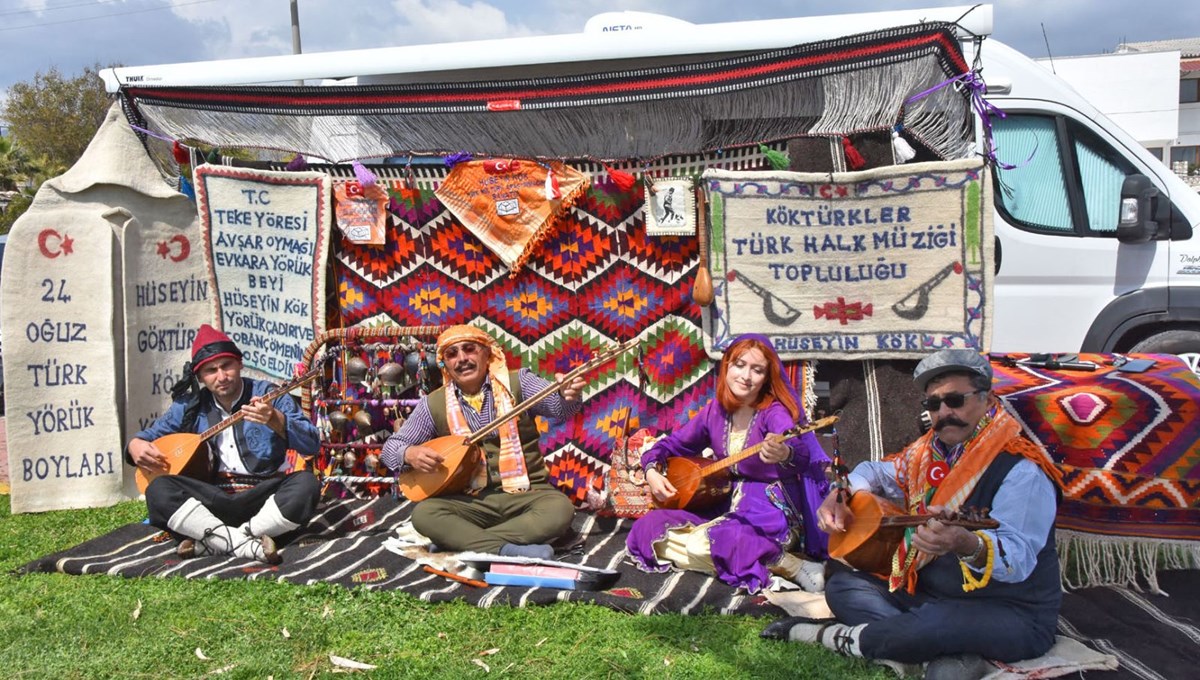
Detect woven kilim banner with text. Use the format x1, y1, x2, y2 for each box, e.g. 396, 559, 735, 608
703, 159, 993, 360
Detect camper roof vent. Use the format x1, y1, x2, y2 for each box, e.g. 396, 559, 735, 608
583, 12, 695, 35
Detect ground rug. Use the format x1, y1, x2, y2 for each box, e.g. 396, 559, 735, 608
18, 497, 1199, 678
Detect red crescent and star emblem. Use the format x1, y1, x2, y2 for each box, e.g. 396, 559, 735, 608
155, 234, 191, 262
927, 460, 950, 486
37, 229, 74, 259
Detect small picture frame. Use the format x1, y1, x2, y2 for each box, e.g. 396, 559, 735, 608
644, 176, 696, 237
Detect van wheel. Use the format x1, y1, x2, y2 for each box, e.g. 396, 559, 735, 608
1130, 330, 1200, 375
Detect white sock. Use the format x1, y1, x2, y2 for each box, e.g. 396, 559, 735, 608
167, 498, 240, 555
247, 496, 300, 538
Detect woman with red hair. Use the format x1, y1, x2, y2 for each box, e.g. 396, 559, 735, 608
626, 334, 830, 593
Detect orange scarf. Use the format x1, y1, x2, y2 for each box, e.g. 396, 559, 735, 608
886, 399, 1062, 592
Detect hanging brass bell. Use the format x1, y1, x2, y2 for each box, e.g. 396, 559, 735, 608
345, 356, 370, 384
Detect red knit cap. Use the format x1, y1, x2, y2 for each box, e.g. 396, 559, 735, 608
191, 324, 242, 371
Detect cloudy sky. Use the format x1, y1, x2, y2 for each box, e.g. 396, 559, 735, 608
2, 0, 1198, 105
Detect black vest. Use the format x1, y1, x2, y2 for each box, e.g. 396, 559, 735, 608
918, 452, 1062, 624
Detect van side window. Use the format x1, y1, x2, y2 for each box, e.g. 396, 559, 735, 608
992, 115, 1072, 232
1071, 122, 1136, 234
992, 113, 1137, 236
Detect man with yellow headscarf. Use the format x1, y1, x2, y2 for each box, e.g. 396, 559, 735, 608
381, 325, 586, 559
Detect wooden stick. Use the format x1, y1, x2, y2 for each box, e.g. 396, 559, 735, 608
423, 565, 488, 588
692, 184, 715, 306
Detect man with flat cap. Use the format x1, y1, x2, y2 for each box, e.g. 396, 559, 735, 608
762, 349, 1063, 679
127, 324, 321, 564
381, 324, 585, 560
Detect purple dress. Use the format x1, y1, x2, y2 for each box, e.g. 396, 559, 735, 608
625, 399, 830, 593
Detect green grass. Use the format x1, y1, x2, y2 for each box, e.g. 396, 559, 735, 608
0, 496, 891, 679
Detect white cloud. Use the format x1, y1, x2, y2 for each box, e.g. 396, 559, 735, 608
387, 0, 534, 42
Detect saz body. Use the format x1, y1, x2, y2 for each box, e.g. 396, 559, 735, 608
827, 492, 999, 575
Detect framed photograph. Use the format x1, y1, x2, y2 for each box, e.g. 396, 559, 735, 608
644, 176, 695, 237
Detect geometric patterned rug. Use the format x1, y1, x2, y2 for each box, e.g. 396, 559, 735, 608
332, 158, 812, 507
993, 353, 1200, 542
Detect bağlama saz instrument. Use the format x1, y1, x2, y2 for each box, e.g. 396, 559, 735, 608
654, 415, 839, 511
134, 368, 323, 493
827, 492, 1000, 575
396, 339, 639, 502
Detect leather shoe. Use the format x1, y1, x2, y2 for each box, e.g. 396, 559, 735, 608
760, 615, 835, 642
177, 538, 198, 559
260, 534, 282, 565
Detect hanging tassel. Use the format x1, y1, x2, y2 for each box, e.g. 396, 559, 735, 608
444, 151, 473, 168
603, 163, 637, 192
758, 143, 789, 171
841, 136, 866, 170
352, 160, 377, 187
543, 165, 561, 200
172, 141, 189, 165
285, 154, 308, 171
891, 126, 917, 164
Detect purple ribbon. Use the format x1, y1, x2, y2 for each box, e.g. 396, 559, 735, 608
127, 123, 175, 143
905, 70, 1026, 170
444, 151, 473, 168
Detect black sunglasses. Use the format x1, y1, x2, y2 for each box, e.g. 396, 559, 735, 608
921, 389, 986, 412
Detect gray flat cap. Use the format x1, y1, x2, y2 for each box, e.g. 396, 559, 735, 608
913, 349, 993, 391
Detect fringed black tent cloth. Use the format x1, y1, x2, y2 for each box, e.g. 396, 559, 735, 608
117, 22, 974, 163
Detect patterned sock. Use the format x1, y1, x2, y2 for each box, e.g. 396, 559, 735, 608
818, 623, 866, 658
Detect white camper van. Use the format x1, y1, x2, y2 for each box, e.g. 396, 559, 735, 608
100, 4, 1200, 371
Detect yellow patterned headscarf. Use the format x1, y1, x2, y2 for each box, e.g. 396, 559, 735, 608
435, 325, 528, 493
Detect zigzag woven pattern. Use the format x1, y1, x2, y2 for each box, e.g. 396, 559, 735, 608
992, 354, 1200, 541
333, 167, 808, 504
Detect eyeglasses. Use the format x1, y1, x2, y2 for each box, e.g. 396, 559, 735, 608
442, 342, 483, 361
921, 389, 986, 412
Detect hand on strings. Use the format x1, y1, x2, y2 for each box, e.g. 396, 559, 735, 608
758, 434, 792, 465
405, 445, 445, 473
128, 438, 168, 473
242, 397, 284, 435
816, 487, 854, 533
645, 467, 677, 503
556, 373, 587, 402
911, 505, 976, 557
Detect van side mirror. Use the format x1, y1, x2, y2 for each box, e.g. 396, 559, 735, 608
1118, 174, 1159, 243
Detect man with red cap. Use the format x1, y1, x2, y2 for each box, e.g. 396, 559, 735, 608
381, 324, 586, 560
127, 324, 321, 564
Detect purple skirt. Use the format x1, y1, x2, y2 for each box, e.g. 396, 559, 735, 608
626, 478, 811, 593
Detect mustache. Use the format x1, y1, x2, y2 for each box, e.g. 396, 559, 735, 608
935, 417, 969, 430
452, 361, 477, 372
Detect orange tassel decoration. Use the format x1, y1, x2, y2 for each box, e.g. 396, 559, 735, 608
841, 136, 866, 170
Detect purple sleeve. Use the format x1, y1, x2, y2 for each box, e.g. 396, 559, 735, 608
640, 400, 721, 471
734, 404, 831, 483
380, 398, 438, 471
